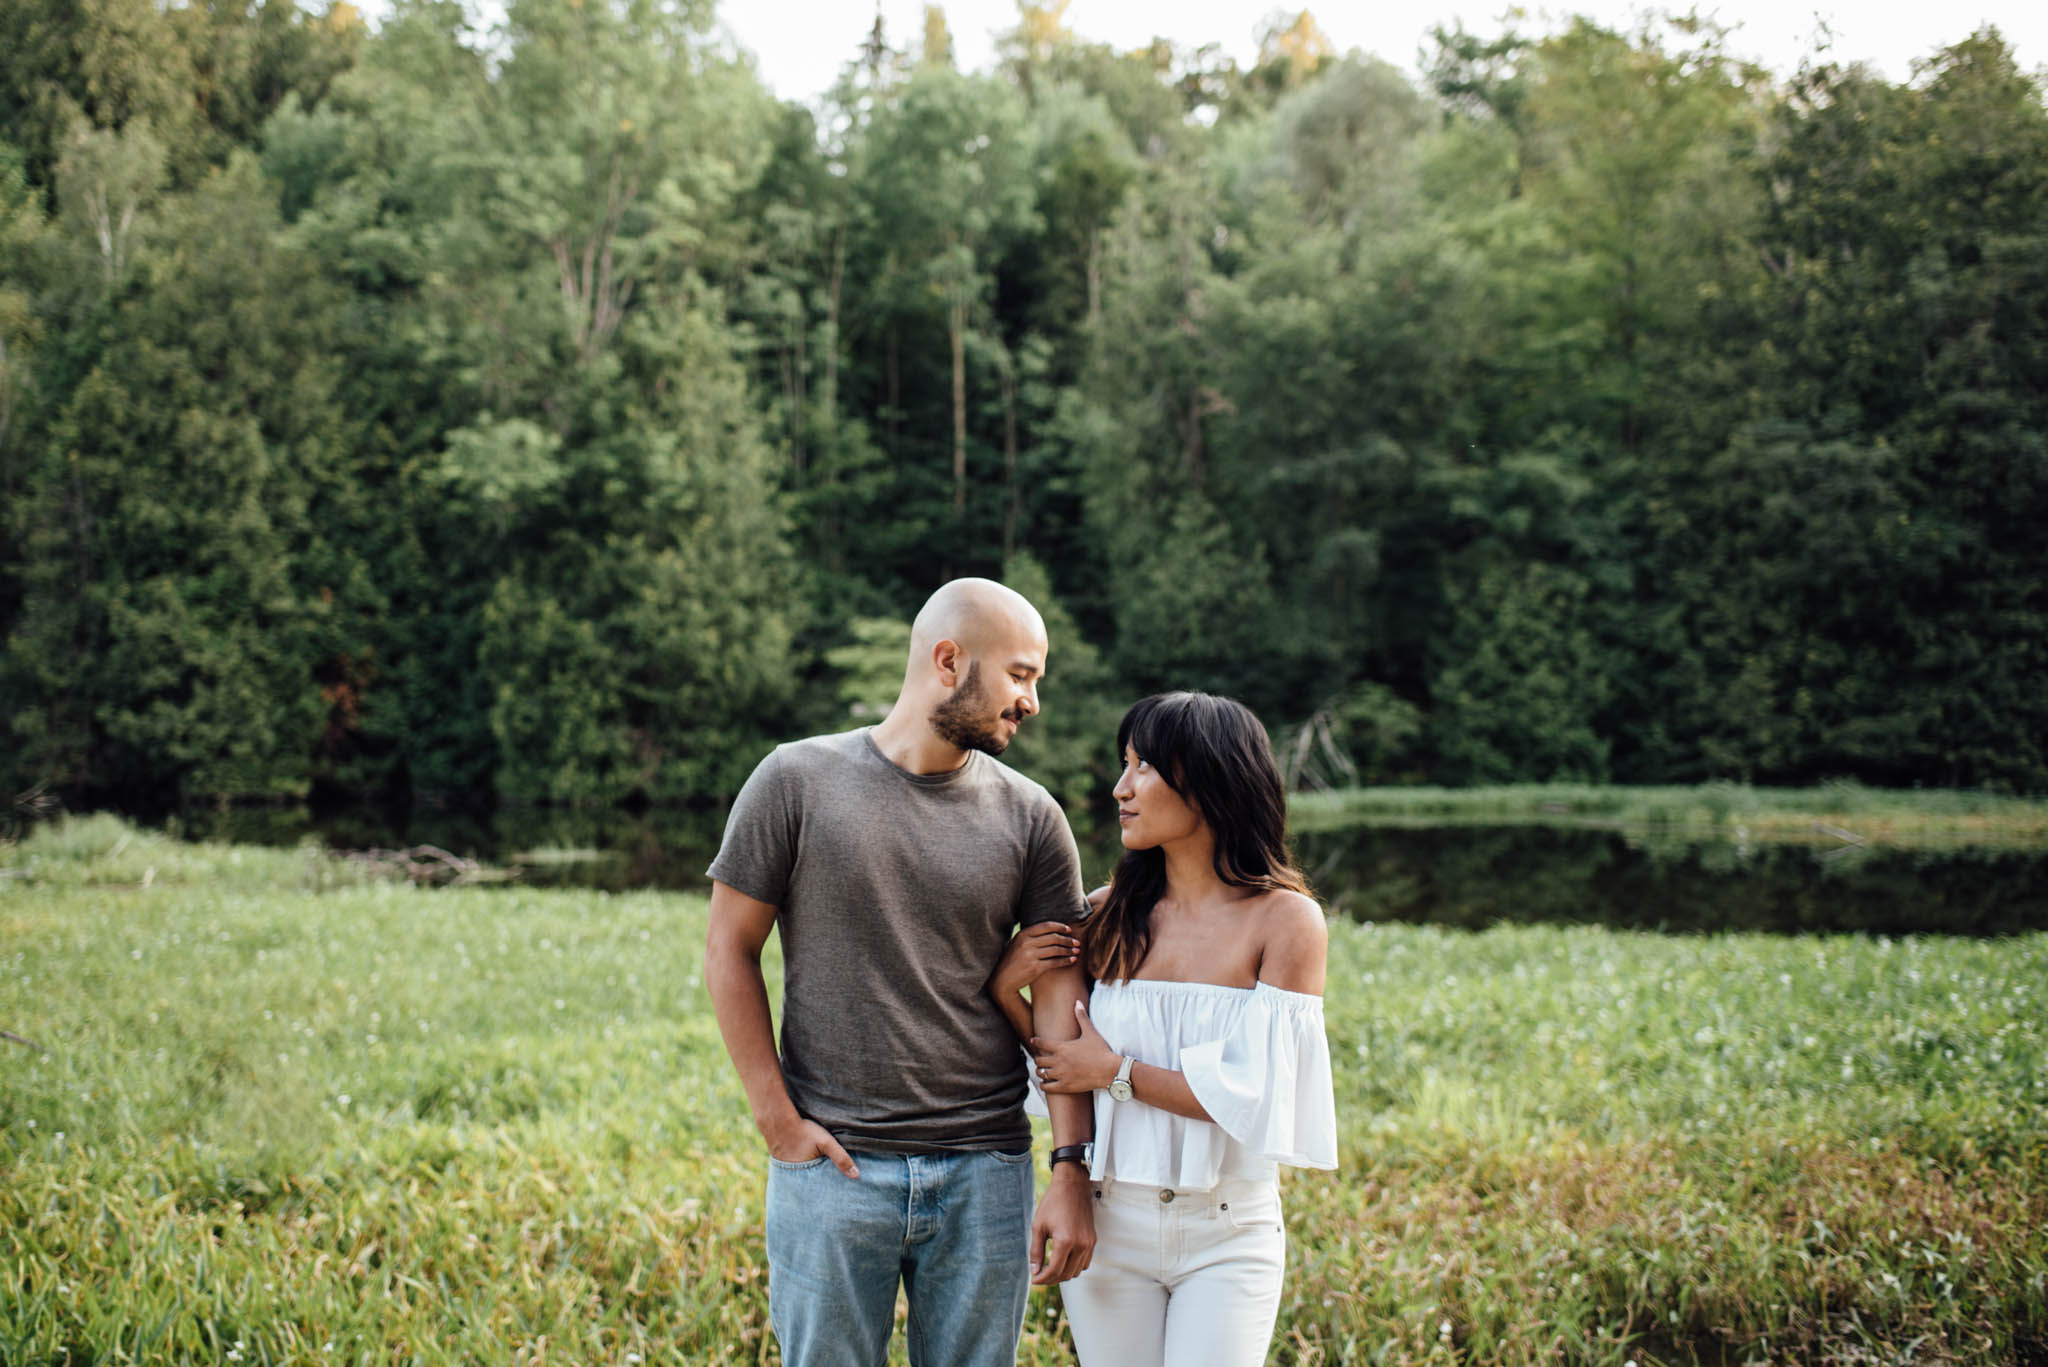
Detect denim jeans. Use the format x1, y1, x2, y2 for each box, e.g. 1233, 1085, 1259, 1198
764, 1147, 1035, 1367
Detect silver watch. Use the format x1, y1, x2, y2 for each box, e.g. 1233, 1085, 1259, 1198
1108, 1055, 1135, 1102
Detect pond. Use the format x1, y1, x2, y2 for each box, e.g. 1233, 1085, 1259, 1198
1291, 823, 2048, 937
168, 803, 2048, 938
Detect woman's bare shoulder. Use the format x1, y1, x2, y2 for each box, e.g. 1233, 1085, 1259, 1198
1085, 884, 1111, 912
1254, 889, 1327, 994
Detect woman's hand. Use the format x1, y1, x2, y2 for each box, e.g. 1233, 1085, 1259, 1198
989, 922, 1079, 1045
991, 921, 1079, 999
1030, 1001, 1122, 1095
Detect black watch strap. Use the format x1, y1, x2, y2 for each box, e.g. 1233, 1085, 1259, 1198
1049, 1143, 1091, 1172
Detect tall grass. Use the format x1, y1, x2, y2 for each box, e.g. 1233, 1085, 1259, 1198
4, 817, 2045, 1364
1291, 782, 2048, 845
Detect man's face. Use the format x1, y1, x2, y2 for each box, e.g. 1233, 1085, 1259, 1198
929, 641, 1044, 756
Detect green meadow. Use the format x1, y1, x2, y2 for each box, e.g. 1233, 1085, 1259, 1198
4, 816, 2045, 1365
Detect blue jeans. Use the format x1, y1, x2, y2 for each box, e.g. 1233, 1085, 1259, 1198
765, 1147, 1034, 1367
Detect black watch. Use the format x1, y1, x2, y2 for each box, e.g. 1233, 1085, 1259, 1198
1048, 1142, 1092, 1172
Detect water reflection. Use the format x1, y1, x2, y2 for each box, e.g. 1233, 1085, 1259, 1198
1290, 825, 2048, 937
169, 806, 2048, 936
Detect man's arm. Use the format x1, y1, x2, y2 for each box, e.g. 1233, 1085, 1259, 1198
704, 880, 858, 1178
988, 922, 1081, 1044
1027, 960, 1095, 1285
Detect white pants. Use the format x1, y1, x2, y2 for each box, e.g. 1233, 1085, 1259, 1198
1061, 1177, 1286, 1367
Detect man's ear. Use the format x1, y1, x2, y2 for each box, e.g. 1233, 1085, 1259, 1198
932, 638, 964, 688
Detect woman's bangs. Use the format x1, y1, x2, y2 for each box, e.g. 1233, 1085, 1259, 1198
1119, 693, 1196, 791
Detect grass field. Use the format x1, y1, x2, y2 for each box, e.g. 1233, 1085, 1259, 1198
4, 815, 2046, 1365
1290, 782, 2048, 847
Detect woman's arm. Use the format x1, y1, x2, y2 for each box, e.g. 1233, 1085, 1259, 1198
988, 922, 1080, 1044
1034, 892, 1328, 1124
1033, 1000, 1217, 1122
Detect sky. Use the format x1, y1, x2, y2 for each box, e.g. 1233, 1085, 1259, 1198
712, 1, 2048, 105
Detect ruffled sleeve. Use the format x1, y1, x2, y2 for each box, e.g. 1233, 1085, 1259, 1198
1023, 1044, 1049, 1118
1178, 981, 1338, 1170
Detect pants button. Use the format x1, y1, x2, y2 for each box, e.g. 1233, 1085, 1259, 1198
1158, 1189, 1174, 1203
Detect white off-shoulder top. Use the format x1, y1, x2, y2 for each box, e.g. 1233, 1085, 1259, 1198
1034, 978, 1339, 1190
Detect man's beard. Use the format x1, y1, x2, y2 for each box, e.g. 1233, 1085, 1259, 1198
929, 661, 1020, 756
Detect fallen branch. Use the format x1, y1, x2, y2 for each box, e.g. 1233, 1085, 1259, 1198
342, 845, 514, 886
2, 1028, 46, 1053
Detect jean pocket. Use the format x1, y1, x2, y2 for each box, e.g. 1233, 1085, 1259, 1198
986, 1148, 1033, 1166
1218, 1192, 1284, 1231
768, 1154, 831, 1172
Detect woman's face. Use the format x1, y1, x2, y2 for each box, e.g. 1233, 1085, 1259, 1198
1111, 744, 1205, 850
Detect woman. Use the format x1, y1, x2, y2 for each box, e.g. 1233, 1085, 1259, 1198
993, 691, 1337, 1366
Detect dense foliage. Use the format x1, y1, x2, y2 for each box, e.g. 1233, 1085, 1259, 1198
3, 1, 2044, 809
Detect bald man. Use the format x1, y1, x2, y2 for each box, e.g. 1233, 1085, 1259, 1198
706, 578, 1096, 1367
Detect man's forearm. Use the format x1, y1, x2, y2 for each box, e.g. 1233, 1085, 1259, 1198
1026, 962, 1096, 1284
1031, 965, 1094, 1148
996, 987, 1033, 1047
705, 945, 801, 1141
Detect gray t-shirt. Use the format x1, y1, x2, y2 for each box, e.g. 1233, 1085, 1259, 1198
708, 728, 1087, 1152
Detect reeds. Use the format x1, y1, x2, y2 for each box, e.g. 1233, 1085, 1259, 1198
1291, 781, 2048, 847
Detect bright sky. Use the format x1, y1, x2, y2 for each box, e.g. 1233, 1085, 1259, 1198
714, 1, 2048, 104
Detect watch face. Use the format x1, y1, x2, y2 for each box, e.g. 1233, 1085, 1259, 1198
1108, 1079, 1133, 1102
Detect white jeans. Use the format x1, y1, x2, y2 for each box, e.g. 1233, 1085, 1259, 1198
1061, 1177, 1286, 1367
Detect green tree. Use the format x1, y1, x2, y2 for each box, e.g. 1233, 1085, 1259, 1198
0, 0, 363, 192
1656, 31, 2048, 788
999, 550, 1121, 823
253, 0, 802, 804
6, 156, 355, 797
0, 140, 44, 491
1514, 17, 1766, 453
853, 66, 1038, 549
420, 0, 794, 802
1429, 555, 1612, 783
52, 113, 163, 284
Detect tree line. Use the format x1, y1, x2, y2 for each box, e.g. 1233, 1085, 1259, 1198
2, 0, 2044, 815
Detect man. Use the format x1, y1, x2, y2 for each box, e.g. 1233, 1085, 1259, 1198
705, 577, 1097, 1367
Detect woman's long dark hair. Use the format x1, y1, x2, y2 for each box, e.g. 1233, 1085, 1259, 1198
1085, 692, 1311, 983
